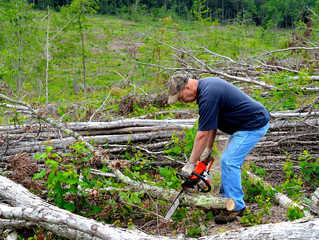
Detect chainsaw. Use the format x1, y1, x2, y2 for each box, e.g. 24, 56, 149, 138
163, 156, 214, 219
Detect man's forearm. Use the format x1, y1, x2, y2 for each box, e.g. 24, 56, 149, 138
189, 131, 209, 164
206, 129, 217, 149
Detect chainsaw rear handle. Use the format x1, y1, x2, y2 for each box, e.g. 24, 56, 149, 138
176, 172, 211, 193
176, 172, 188, 181
192, 172, 211, 192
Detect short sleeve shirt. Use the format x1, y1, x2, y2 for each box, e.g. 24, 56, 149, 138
197, 77, 270, 134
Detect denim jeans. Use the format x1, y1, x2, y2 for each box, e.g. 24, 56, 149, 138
219, 122, 269, 211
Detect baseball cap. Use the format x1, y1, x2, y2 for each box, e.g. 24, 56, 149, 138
167, 74, 189, 104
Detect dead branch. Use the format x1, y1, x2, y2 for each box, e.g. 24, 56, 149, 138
256, 47, 319, 57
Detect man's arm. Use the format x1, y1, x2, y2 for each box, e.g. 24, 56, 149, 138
189, 130, 210, 164
181, 129, 217, 176
206, 129, 217, 149
199, 129, 217, 161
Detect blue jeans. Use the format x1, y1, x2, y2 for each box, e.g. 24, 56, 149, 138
219, 122, 269, 211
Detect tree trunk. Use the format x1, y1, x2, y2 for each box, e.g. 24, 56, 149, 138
79, 17, 86, 99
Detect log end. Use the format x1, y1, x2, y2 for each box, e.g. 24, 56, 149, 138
225, 198, 236, 211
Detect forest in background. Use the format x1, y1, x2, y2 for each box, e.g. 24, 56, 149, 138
30, 0, 319, 28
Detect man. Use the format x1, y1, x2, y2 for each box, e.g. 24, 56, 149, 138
167, 74, 270, 224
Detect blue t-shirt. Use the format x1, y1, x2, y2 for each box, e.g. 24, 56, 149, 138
197, 77, 270, 134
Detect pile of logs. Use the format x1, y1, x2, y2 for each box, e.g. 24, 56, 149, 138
1, 110, 318, 173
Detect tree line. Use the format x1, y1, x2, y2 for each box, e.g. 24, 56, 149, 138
28, 0, 318, 28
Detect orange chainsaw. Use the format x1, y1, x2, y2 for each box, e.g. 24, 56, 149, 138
163, 157, 214, 219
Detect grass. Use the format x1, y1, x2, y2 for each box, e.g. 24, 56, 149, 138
1, 8, 318, 124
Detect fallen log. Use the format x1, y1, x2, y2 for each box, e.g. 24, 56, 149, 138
1, 174, 319, 240
112, 167, 236, 211
199, 216, 319, 240
1, 131, 180, 156
0, 175, 172, 240
0, 114, 318, 134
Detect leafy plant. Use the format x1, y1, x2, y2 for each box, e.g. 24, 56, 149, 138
187, 227, 201, 238
286, 204, 306, 221
158, 166, 181, 190
33, 141, 95, 213
164, 120, 198, 158
241, 195, 272, 226
298, 150, 319, 187
276, 157, 304, 199
242, 166, 275, 202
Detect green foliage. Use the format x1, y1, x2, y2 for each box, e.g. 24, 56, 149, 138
298, 150, 319, 187
192, 0, 214, 26
250, 162, 267, 176
119, 191, 142, 205
1, 6, 316, 126
145, 16, 182, 67
172, 207, 188, 221
9, 110, 27, 126
32, 0, 318, 28
243, 152, 316, 225
242, 164, 276, 203
241, 163, 275, 226
259, 69, 317, 111
241, 195, 272, 226
276, 157, 304, 199
187, 227, 201, 238
286, 204, 306, 221
158, 166, 181, 190
164, 120, 198, 158
33, 141, 94, 212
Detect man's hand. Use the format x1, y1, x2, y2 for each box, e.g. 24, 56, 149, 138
181, 162, 196, 177
200, 147, 212, 162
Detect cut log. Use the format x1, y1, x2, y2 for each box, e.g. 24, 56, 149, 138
111, 168, 235, 211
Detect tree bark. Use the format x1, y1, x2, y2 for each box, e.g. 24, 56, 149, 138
199, 217, 319, 240
0, 175, 172, 240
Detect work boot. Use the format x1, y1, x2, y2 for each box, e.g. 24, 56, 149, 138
214, 207, 247, 224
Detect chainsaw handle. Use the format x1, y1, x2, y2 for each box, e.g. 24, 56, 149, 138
176, 172, 188, 181
192, 172, 211, 193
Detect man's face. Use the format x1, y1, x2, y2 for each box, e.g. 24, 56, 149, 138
178, 86, 196, 103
